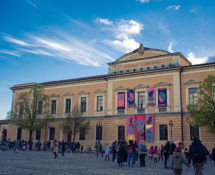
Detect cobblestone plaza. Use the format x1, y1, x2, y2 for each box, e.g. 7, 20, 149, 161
0, 151, 214, 175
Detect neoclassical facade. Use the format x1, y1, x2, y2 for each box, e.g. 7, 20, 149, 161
2, 44, 215, 150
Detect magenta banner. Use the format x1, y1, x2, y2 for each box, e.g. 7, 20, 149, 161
136, 115, 144, 145
117, 92, 125, 109
145, 114, 154, 142
127, 115, 135, 141
147, 87, 156, 105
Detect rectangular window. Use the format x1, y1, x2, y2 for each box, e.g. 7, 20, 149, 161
38, 101, 43, 115
190, 124, 199, 140
118, 126, 125, 141
19, 104, 24, 118
188, 88, 198, 104
96, 126, 102, 141
49, 127, 55, 140
159, 125, 168, 140
65, 98, 71, 113
97, 96, 103, 112
138, 91, 145, 113
51, 100, 57, 114
79, 127, 85, 140
36, 130, 41, 140
17, 128, 22, 140
81, 97, 87, 112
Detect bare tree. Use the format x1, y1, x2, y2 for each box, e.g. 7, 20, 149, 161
62, 104, 90, 143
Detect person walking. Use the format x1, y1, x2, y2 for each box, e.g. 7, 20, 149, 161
53, 142, 58, 159
169, 140, 176, 167
153, 146, 158, 163
171, 148, 190, 175
188, 137, 206, 175
117, 142, 124, 167
94, 141, 100, 157
104, 144, 110, 161
127, 140, 136, 167
61, 141, 66, 156
138, 141, 147, 167
163, 141, 170, 168
111, 141, 117, 163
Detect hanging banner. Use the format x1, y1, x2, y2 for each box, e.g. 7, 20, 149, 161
136, 115, 145, 145
158, 88, 167, 107
147, 87, 156, 105
117, 92, 125, 109
145, 114, 154, 142
127, 89, 135, 107
127, 115, 135, 141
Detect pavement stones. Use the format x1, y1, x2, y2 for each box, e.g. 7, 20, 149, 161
0, 151, 214, 175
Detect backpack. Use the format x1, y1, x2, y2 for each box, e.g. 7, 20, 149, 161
140, 145, 146, 153
192, 145, 205, 162
128, 146, 133, 154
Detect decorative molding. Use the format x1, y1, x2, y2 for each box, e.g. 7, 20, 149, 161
134, 83, 149, 89
50, 93, 59, 98
63, 92, 74, 97
78, 90, 89, 95
154, 81, 171, 87
94, 89, 106, 94
184, 79, 201, 85
114, 85, 128, 91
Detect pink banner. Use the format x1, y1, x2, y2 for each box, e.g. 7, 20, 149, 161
147, 87, 156, 105
145, 114, 154, 142
136, 115, 144, 145
127, 115, 135, 141
117, 92, 125, 109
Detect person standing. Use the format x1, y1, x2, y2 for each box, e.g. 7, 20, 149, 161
171, 148, 190, 175
53, 142, 58, 159
138, 141, 147, 167
169, 140, 176, 167
111, 141, 117, 163
127, 140, 136, 167
94, 141, 100, 157
188, 137, 206, 175
163, 141, 170, 168
212, 147, 215, 163
104, 144, 110, 161
61, 141, 66, 156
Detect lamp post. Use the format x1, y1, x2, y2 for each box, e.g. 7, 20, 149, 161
169, 120, 174, 140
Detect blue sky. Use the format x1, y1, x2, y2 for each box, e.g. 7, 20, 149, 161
0, 0, 215, 119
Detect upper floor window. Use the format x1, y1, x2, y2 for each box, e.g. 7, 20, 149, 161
19, 104, 24, 118
38, 101, 43, 115
81, 97, 87, 112
118, 126, 125, 141
138, 92, 145, 113
190, 124, 199, 141
51, 100, 57, 114
65, 98, 71, 113
159, 124, 168, 141
188, 88, 198, 104
97, 96, 103, 112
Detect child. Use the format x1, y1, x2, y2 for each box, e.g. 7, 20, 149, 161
104, 144, 110, 160
184, 148, 189, 162
171, 148, 190, 175
153, 146, 158, 163
147, 146, 154, 161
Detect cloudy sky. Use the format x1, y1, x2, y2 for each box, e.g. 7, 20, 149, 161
0, 0, 215, 119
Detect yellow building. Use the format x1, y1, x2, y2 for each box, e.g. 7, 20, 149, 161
3, 44, 215, 150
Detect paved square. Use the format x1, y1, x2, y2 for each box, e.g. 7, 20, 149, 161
0, 151, 214, 175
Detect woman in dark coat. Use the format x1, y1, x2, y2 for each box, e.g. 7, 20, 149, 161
163, 141, 170, 168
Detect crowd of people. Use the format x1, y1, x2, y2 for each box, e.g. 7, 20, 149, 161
95, 138, 215, 175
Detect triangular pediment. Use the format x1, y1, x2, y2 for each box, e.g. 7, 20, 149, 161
114, 86, 128, 91
154, 81, 171, 87
78, 90, 89, 95
134, 84, 149, 89
184, 79, 201, 85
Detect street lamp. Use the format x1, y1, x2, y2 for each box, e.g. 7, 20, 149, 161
169, 120, 174, 140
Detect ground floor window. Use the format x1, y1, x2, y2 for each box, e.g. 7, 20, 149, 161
49, 127, 55, 140
159, 125, 168, 140
190, 124, 199, 140
17, 128, 22, 140
36, 130, 41, 140
118, 126, 125, 141
96, 126, 102, 141
79, 127, 85, 140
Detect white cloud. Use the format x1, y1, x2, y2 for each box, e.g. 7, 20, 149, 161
166, 5, 181, 10
168, 42, 173, 53
187, 52, 208, 65
138, 0, 150, 3
189, 8, 197, 13
96, 18, 113, 25
0, 50, 20, 57
98, 19, 143, 53
2, 34, 114, 67
3, 36, 31, 46
27, 0, 38, 8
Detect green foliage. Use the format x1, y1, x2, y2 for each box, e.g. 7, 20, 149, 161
187, 75, 215, 134
10, 84, 53, 141
62, 104, 90, 143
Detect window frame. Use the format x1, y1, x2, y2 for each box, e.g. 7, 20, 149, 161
65, 98, 72, 113
96, 126, 102, 141
159, 124, 168, 141
189, 124, 200, 141
96, 96, 103, 112
79, 127, 86, 141
118, 125, 125, 141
